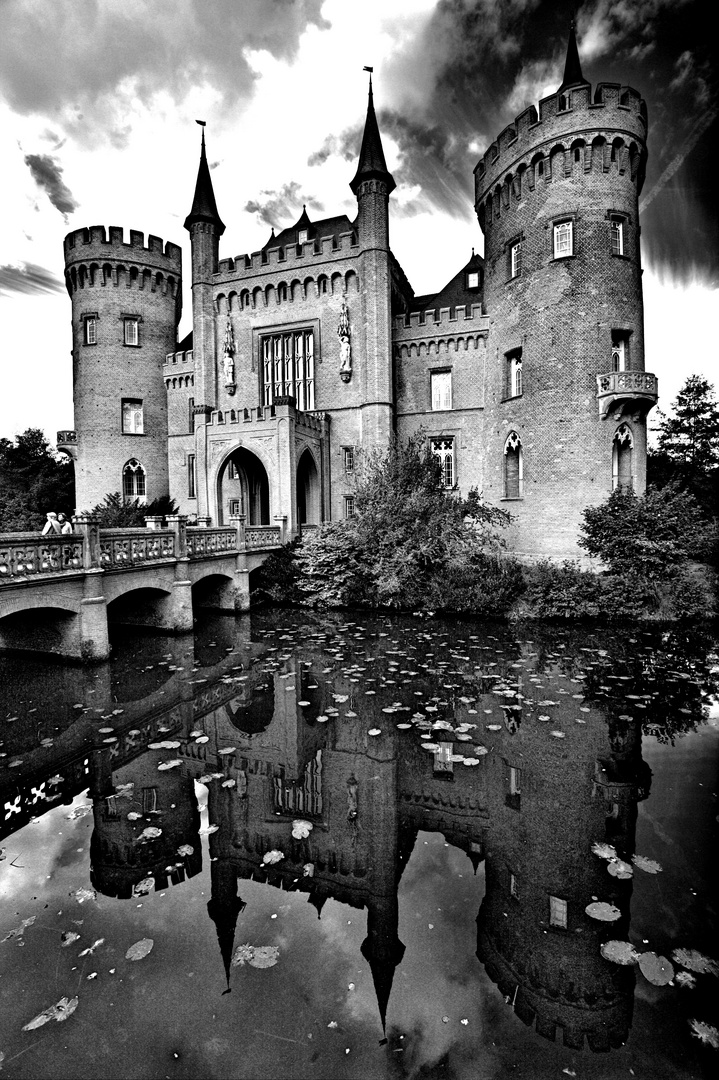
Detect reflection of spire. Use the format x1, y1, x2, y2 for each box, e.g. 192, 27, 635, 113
307, 890, 327, 918
467, 848, 482, 876
207, 875, 246, 993
361, 930, 406, 1033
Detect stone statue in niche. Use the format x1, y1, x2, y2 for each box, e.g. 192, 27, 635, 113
222, 317, 236, 395
338, 297, 352, 383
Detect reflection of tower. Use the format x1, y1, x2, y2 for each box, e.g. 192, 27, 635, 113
89, 751, 201, 898
477, 684, 647, 1051
361, 895, 406, 1034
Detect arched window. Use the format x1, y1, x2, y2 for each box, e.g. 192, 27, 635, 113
504, 432, 523, 498
612, 425, 633, 491
123, 459, 146, 502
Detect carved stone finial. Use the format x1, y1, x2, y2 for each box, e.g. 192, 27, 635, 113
223, 317, 236, 394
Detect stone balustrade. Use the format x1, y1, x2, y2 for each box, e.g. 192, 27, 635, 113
99, 528, 176, 568
186, 527, 237, 557
0, 534, 84, 579
245, 525, 282, 549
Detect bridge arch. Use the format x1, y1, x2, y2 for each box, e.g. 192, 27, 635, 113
0, 604, 80, 658
106, 585, 174, 631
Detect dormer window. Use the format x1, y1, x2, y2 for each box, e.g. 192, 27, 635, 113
298, 229, 308, 245
466, 271, 480, 289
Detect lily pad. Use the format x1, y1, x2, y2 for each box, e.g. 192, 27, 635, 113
675, 971, 697, 989
585, 901, 622, 922
592, 841, 618, 861
262, 849, 284, 865
249, 945, 280, 969
125, 938, 154, 961
632, 854, 662, 874
638, 952, 674, 986
689, 1020, 719, 1048
291, 820, 313, 840
138, 827, 162, 841
601, 940, 640, 965
672, 948, 719, 977
157, 759, 182, 771
132, 877, 155, 896
607, 858, 633, 879
367, 728, 382, 736
22, 996, 78, 1031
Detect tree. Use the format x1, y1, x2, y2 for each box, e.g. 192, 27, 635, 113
87, 492, 178, 527
0, 429, 75, 531
655, 375, 719, 469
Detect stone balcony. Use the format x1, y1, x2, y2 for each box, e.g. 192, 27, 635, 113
596, 371, 658, 420
56, 429, 77, 445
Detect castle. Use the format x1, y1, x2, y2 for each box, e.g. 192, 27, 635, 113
60, 27, 658, 559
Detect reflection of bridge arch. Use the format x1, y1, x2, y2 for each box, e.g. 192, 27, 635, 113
216, 446, 271, 526
297, 447, 320, 525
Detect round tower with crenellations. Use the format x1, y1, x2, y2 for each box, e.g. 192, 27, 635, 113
474, 26, 658, 558
63, 226, 182, 512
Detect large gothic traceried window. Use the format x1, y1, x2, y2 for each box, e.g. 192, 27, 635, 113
262, 329, 315, 410
430, 437, 455, 488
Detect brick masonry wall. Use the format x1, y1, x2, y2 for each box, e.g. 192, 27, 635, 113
475, 82, 650, 558
65, 227, 181, 511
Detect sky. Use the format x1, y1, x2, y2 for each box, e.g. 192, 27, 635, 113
0, 0, 717, 444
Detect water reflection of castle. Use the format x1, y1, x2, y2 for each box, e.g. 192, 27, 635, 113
2, 619, 654, 1052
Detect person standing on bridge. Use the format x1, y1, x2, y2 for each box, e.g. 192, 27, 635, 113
57, 513, 73, 534
41, 512, 61, 535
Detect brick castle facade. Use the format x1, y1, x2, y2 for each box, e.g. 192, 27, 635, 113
61, 28, 658, 559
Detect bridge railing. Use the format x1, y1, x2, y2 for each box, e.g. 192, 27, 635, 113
0, 534, 85, 579
186, 527, 237, 557
245, 525, 282, 549
99, 528, 176, 568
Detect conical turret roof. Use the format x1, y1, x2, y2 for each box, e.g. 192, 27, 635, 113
184, 128, 225, 235
558, 21, 589, 93
207, 891, 245, 992
350, 77, 396, 196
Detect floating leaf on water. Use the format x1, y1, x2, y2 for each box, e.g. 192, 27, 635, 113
292, 820, 313, 840
550, 731, 566, 739
689, 1019, 719, 1048
132, 877, 155, 896
639, 954, 673, 989
601, 940, 640, 965
396, 723, 412, 729
585, 901, 622, 922
217, 747, 236, 756
222, 779, 236, 788
2, 916, 36, 943
199, 823, 219, 835
148, 741, 181, 750
232, 943, 254, 966
316, 715, 329, 723
486, 724, 502, 731
60, 930, 80, 947
22, 996, 78, 1031
675, 971, 697, 989
127, 812, 142, 821
538, 715, 550, 722
262, 850, 284, 865
672, 949, 719, 977
303, 863, 315, 878
592, 842, 618, 861
157, 760, 182, 771
632, 854, 663, 874
138, 827, 162, 841
249, 945, 280, 969
368, 728, 382, 736
474, 746, 489, 756
125, 938, 154, 961
462, 758, 480, 766
74, 888, 96, 904
421, 743, 440, 751
78, 938, 105, 957
607, 858, 633, 879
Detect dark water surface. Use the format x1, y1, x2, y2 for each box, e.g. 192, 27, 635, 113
0, 612, 717, 1080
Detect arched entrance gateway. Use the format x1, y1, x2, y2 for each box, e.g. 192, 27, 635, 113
296, 448, 320, 525
217, 448, 270, 526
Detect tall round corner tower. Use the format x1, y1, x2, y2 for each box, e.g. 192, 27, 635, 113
474, 26, 658, 559
63, 225, 182, 512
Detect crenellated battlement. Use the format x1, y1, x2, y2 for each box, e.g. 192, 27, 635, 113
216, 230, 359, 279
394, 304, 488, 336
475, 82, 647, 209
64, 225, 182, 274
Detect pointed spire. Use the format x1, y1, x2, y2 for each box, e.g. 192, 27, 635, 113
307, 890, 327, 918
184, 124, 225, 235
361, 931, 406, 1034
558, 19, 589, 93
350, 72, 396, 196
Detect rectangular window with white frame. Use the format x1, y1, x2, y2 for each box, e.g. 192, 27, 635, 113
553, 220, 574, 258
430, 437, 455, 488
509, 240, 522, 278
342, 446, 355, 472
124, 317, 140, 346
121, 399, 144, 434
228, 498, 241, 517
610, 215, 625, 256
505, 350, 523, 398
83, 315, 97, 345
344, 496, 356, 519
431, 370, 452, 411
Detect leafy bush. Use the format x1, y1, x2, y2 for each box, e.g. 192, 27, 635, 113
0, 428, 75, 531
579, 485, 713, 574
85, 492, 178, 527
251, 539, 302, 605
521, 560, 602, 620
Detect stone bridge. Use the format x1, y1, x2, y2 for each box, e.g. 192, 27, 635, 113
0, 515, 287, 660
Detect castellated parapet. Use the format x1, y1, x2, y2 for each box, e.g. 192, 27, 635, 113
64, 226, 182, 511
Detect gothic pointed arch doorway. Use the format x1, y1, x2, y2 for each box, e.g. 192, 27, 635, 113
297, 448, 320, 525
217, 448, 270, 525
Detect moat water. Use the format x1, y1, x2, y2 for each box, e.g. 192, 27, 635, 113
0, 611, 717, 1080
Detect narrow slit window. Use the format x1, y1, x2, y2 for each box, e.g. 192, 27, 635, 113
610, 216, 625, 256
187, 453, 196, 499
431, 371, 452, 411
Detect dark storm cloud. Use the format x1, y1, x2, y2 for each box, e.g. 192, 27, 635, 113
23, 153, 79, 219
0, 0, 328, 143
0, 263, 65, 296
244, 183, 324, 229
